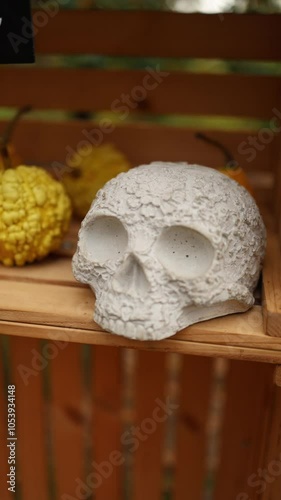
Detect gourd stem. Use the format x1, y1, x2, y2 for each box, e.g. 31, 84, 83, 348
0, 105, 31, 170
195, 132, 235, 167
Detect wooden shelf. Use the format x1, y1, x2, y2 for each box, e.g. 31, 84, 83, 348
0, 219, 280, 363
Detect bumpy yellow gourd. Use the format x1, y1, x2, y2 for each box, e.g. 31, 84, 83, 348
63, 143, 131, 218
0, 166, 72, 266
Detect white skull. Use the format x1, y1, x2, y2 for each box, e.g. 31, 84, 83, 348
73, 162, 266, 341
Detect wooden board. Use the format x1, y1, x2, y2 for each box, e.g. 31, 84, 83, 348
273, 117, 281, 242
174, 356, 213, 499
1, 68, 280, 119
9, 336, 49, 500
0, 222, 280, 363
260, 383, 281, 500
262, 233, 281, 337
49, 342, 85, 499
133, 351, 167, 500
34, 11, 281, 61
0, 120, 274, 177
214, 360, 274, 499
91, 346, 123, 500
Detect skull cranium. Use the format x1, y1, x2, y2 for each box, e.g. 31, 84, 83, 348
73, 162, 266, 340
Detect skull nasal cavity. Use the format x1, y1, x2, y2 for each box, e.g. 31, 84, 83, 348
114, 255, 150, 296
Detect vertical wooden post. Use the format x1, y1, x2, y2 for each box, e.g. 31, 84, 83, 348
91, 346, 123, 500
259, 365, 281, 500
133, 351, 167, 500
273, 98, 281, 244
49, 342, 85, 500
174, 355, 213, 500
214, 360, 274, 500
9, 336, 49, 500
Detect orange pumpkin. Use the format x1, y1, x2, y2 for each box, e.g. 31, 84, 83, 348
196, 132, 254, 195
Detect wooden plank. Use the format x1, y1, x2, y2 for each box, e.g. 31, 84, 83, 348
174, 356, 213, 499
133, 351, 167, 500
275, 365, 281, 387
34, 11, 281, 61
0, 120, 274, 175
0, 230, 280, 362
1, 68, 280, 119
49, 342, 85, 499
91, 346, 123, 500
273, 114, 281, 243
262, 233, 281, 337
0, 258, 79, 287
9, 336, 48, 500
260, 382, 281, 500
0, 267, 270, 340
3, 317, 281, 363
0, 338, 12, 500
214, 360, 274, 499
0, 278, 266, 337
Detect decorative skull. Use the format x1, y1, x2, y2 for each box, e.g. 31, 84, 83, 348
73, 162, 266, 340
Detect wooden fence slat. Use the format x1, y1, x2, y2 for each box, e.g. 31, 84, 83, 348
0, 338, 12, 500
260, 380, 281, 500
9, 336, 48, 500
133, 351, 167, 500
0, 120, 274, 176
273, 116, 281, 242
50, 342, 85, 499
214, 360, 274, 499
91, 346, 123, 500
34, 11, 281, 61
1, 68, 280, 119
174, 355, 213, 500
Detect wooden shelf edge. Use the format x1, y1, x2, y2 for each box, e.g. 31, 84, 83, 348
0, 209, 280, 360
1, 319, 281, 364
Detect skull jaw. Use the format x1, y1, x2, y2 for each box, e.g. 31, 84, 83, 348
178, 298, 253, 332
94, 311, 179, 341
94, 297, 254, 342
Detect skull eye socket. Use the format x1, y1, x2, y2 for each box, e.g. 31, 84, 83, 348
155, 226, 214, 279
81, 216, 128, 263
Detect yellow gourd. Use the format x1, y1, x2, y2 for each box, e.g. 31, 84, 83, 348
0, 108, 72, 266
62, 143, 131, 218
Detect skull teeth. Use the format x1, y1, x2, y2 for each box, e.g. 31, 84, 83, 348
94, 312, 149, 340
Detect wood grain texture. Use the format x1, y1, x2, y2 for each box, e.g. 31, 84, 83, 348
214, 360, 274, 500
9, 336, 48, 500
273, 115, 281, 243
91, 346, 123, 500
49, 342, 85, 499
1, 68, 280, 119
0, 120, 274, 177
34, 11, 281, 60
174, 356, 213, 500
0, 221, 280, 363
274, 365, 281, 387
0, 258, 79, 286
260, 384, 281, 500
262, 233, 281, 337
133, 351, 167, 500
3, 318, 281, 363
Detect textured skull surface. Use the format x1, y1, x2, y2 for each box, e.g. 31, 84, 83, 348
73, 162, 266, 340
